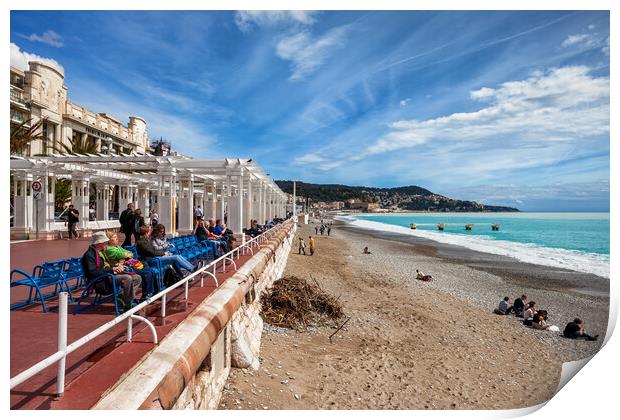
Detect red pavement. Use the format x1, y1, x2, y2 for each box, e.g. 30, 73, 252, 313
10, 235, 256, 409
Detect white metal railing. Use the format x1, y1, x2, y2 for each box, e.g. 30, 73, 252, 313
9, 218, 293, 395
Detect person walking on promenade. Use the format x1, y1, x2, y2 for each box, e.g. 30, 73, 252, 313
309, 235, 315, 256
81, 231, 141, 312
119, 203, 135, 247
66, 204, 80, 239
132, 209, 146, 242
299, 238, 306, 255
327, 226, 331, 236
315, 226, 319, 235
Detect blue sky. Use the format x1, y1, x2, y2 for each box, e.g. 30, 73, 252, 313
10, 10, 610, 211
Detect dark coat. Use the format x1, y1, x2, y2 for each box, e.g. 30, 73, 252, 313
81, 245, 111, 280
136, 237, 165, 258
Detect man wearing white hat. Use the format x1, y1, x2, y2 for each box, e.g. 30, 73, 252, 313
81, 231, 141, 312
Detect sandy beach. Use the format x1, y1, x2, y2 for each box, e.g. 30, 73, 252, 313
219, 218, 609, 410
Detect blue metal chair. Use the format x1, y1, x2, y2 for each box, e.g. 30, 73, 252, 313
11, 260, 73, 313
63, 257, 86, 290
73, 272, 120, 316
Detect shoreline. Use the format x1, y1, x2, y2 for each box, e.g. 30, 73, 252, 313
218, 217, 608, 409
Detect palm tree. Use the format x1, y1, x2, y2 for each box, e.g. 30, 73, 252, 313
51, 135, 99, 155
10, 118, 47, 156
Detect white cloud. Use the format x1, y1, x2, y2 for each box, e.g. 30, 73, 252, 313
293, 153, 326, 165
561, 33, 592, 48
360, 66, 609, 158
399, 98, 411, 107
276, 25, 350, 80
10, 43, 64, 74
19, 30, 63, 47
235, 11, 317, 32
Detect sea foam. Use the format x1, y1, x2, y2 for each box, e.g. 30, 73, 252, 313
337, 215, 610, 278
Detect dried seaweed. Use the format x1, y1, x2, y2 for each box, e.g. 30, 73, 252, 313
261, 276, 345, 331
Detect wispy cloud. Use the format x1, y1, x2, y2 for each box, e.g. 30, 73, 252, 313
399, 98, 411, 107
276, 25, 351, 80
19, 30, 63, 47
235, 11, 318, 32
10, 42, 64, 73
561, 33, 595, 48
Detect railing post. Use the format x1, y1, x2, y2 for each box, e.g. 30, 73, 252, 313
127, 317, 133, 342
161, 294, 167, 318
57, 292, 68, 396
185, 280, 189, 300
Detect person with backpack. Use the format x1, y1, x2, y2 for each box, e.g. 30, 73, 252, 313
119, 203, 135, 247
81, 231, 141, 313
66, 204, 80, 239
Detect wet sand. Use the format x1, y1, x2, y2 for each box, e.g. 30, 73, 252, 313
218, 218, 608, 410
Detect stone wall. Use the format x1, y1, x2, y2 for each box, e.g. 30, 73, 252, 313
93, 221, 296, 410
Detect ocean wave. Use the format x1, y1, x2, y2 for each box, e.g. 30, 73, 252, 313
336, 215, 610, 278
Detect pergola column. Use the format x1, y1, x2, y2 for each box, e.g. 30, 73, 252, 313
252, 181, 262, 226
96, 183, 110, 221
206, 180, 217, 220
157, 168, 177, 235
137, 185, 150, 216
32, 168, 56, 237
226, 169, 244, 235
243, 177, 253, 227
216, 182, 225, 221
72, 174, 90, 229
118, 183, 131, 211
178, 175, 194, 233
12, 172, 34, 236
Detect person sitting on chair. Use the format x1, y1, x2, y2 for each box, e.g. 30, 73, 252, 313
81, 231, 141, 312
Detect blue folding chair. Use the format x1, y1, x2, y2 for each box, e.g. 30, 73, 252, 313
63, 257, 86, 290
11, 260, 73, 313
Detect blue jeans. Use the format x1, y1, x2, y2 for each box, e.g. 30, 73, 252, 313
135, 267, 157, 297
159, 255, 194, 277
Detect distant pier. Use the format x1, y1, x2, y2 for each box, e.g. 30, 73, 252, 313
408, 223, 501, 231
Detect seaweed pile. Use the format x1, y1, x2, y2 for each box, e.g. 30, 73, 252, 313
261, 276, 344, 330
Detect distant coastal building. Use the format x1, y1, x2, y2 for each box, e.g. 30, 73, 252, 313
10, 62, 148, 156
346, 199, 380, 211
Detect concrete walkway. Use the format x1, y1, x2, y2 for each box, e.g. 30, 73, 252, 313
10, 234, 254, 409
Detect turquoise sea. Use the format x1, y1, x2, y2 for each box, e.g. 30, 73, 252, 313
339, 212, 609, 278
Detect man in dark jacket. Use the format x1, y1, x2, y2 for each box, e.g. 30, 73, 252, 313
119, 203, 135, 247
66, 204, 80, 239
82, 231, 141, 312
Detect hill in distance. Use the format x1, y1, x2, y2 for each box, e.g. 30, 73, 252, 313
275, 180, 519, 212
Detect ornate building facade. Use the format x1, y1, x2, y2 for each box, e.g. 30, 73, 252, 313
10, 61, 148, 156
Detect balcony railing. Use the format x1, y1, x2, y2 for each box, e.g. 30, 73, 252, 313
10, 87, 29, 108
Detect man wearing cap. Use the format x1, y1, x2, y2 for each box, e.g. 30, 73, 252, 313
81, 231, 141, 312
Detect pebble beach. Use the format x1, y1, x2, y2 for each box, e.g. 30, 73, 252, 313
219, 217, 609, 410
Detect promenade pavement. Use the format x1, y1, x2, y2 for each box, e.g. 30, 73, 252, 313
10, 234, 253, 409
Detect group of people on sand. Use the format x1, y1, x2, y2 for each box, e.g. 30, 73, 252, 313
315, 223, 332, 236
298, 236, 315, 256
494, 295, 598, 341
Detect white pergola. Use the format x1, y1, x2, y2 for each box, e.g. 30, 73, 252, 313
10, 153, 290, 240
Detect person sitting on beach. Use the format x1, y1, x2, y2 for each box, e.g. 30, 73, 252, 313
494, 297, 513, 315
415, 269, 432, 281
522, 302, 537, 326
563, 318, 599, 341
513, 294, 527, 316
530, 310, 550, 330
363, 246, 372, 254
